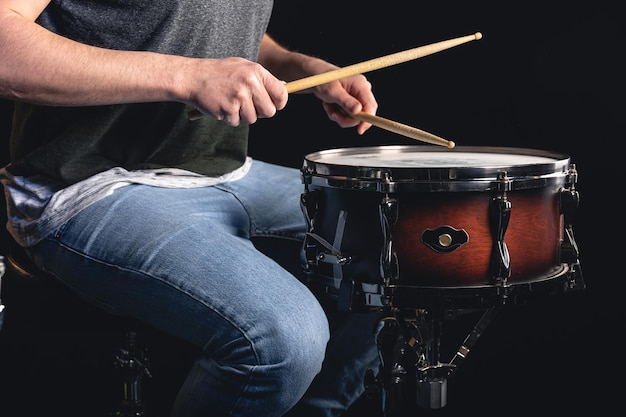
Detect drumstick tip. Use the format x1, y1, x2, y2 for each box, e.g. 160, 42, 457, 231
447, 141, 456, 149
474, 32, 482, 40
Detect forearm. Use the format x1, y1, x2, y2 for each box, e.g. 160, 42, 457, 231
258, 34, 339, 85
257, 34, 377, 134
0, 10, 189, 106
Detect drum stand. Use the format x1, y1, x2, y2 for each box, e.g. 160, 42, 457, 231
364, 305, 498, 416
112, 330, 152, 417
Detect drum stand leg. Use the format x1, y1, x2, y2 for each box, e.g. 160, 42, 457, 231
112, 330, 152, 417
366, 307, 499, 416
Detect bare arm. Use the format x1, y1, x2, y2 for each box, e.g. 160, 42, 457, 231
259, 34, 377, 134
0, 0, 288, 126
0, 2, 374, 130
0, 0, 187, 105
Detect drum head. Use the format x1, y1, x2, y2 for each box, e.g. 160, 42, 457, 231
302, 145, 571, 192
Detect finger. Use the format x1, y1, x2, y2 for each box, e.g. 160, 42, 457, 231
262, 72, 289, 111
322, 102, 360, 128
223, 107, 241, 127
326, 103, 376, 135
356, 120, 372, 135
239, 101, 258, 125
251, 91, 278, 119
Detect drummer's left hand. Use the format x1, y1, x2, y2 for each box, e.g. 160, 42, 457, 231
313, 74, 378, 135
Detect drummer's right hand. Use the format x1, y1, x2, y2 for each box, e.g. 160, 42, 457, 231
185, 57, 288, 127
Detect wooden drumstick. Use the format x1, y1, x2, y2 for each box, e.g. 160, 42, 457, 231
285, 32, 482, 93
188, 32, 482, 121
344, 110, 455, 148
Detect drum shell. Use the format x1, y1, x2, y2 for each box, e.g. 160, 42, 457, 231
393, 186, 563, 286
306, 183, 563, 288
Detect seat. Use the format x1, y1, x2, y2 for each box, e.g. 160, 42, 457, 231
0, 242, 153, 416
0, 99, 194, 417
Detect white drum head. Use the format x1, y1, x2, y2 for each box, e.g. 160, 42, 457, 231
302, 145, 571, 192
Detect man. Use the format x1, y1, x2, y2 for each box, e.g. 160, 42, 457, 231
0, 1, 381, 416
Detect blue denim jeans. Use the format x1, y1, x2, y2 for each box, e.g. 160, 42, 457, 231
26, 160, 381, 417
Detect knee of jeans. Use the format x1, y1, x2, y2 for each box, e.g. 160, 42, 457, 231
262, 300, 330, 386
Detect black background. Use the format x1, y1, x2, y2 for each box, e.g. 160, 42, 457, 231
1, 1, 624, 416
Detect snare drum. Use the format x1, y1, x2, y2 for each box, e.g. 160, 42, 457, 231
300, 145, 582, 310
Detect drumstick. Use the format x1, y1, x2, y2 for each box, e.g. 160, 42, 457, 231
188, 32, 482, 121
344, 109, 455, 148
285, 32, 482, 93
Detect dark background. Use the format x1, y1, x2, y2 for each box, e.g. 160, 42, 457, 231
1, 1, 623, 416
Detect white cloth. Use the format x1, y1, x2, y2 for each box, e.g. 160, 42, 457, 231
0, 157, 252, 247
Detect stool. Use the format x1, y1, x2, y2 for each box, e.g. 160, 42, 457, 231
0, 244, 195, 417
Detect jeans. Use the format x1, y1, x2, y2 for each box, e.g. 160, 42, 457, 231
26, 160, 381, 417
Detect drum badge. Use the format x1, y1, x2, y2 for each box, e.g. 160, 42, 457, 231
421, 225, 469, 253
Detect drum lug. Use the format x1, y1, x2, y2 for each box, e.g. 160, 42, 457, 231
560, 167, 580, 265
560, 191, 580, 264
489, 172, 512, 284
558, 164, 584, 288
380, 196, 398, 226
560, 179, 579, 228
300, 189, 318, 232
380, 196, 400, 284
565, 163, 578, 187
300, 190, 319, 272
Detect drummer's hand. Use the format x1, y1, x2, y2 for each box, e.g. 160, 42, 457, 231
184, 56, 289, 126
313, 74, 378, 135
